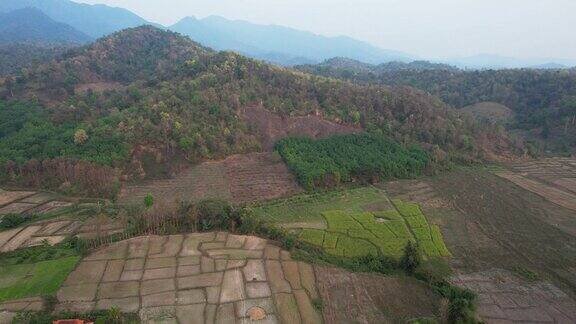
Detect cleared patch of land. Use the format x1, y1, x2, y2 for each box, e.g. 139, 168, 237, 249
315, 266, 441, 323
496, 171, 576, 211
240, 104, 361, 150
119, 152, 302, 205
461, 101, 515, 123
452, 268, 576, 323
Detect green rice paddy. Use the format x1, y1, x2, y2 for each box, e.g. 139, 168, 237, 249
299, 198, 451, 259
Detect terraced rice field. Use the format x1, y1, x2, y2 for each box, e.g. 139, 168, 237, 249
0, 190, 72, 218
298, 199, 451, 259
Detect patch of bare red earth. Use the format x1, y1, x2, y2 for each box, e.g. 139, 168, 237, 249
240, 104, 361, 150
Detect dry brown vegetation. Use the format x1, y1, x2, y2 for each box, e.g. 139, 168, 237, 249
240, 104, 361, 150
119, 152, 302, 205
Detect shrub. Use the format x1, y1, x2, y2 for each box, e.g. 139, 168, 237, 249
144, 193, 154, 208
0, 213, 28, 229
195, 199, 239, 231
400, 241, 421, 274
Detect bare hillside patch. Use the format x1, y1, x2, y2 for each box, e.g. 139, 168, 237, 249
461, 101, 515, 123
240, 105, 361, 150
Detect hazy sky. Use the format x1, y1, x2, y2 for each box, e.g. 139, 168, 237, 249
74, 0, 576, 60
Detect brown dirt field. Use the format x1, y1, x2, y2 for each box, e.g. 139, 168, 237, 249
0, 191, 35, 207
496, 172, 576, 211
555, 178, 576, 194
119, 152, 302, 205
381, 169, 576, 321
315, 266, 442, 323
118, 160, 231, 205
240, 105, 361, 150
428, 170, 576, 297
224, 152, 302, 203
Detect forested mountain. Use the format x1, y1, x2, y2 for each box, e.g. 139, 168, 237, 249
0, 0, 151, 38
169, 16, 413, 66
0, 43, 73, 76
298, 59, 576, 153
0, 26, 517, 196
0, 8, 91, 44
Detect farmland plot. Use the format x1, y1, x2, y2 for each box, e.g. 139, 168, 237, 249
298, 199, 451, 259
119, 152, 302, 205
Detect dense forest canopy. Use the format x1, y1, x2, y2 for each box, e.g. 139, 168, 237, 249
297, 59, 576, 153
0, 26, 517, 196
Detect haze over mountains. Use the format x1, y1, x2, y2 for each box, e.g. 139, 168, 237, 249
0, 0, 574, 69
0, 7, 91, 44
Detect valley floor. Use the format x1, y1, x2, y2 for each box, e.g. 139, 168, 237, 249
1, 158, 576, 323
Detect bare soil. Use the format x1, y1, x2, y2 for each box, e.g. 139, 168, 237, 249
240, 105, 361, 150
315, 266, 442, 323
428, 170, 576, 297
119, 152, 302, 205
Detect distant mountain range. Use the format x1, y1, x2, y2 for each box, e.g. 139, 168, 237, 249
169, 16, 414, 65
0, 8, 91, 44
0, 0, 574, 69
439, 54, 576, 70
0, 0, 150, 38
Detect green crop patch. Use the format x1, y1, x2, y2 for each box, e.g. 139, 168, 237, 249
0, 256, 80, 302
252, 186, 389, 224
297, 198, 451, 259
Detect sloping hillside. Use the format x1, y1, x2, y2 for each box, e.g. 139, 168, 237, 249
0, 8, 91, 44
0, 26, 517, 196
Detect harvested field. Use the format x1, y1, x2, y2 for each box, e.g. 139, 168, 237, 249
252, 186, 390, 225
452, 268, 576, 323
315, 266, 442, 323
119, 152, 302, 205
496, 171, 576, 211
240, 105, 361, 150
0, 191, 35, 207
119, 159, 231, 205
0, 189, 73, 218
380, 169, 576, 322
224, 153, 302, 203
428, 169, 576, 298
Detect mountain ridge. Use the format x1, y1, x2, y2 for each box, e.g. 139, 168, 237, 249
0, 7, 92, 44
169, 15, 414, 66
